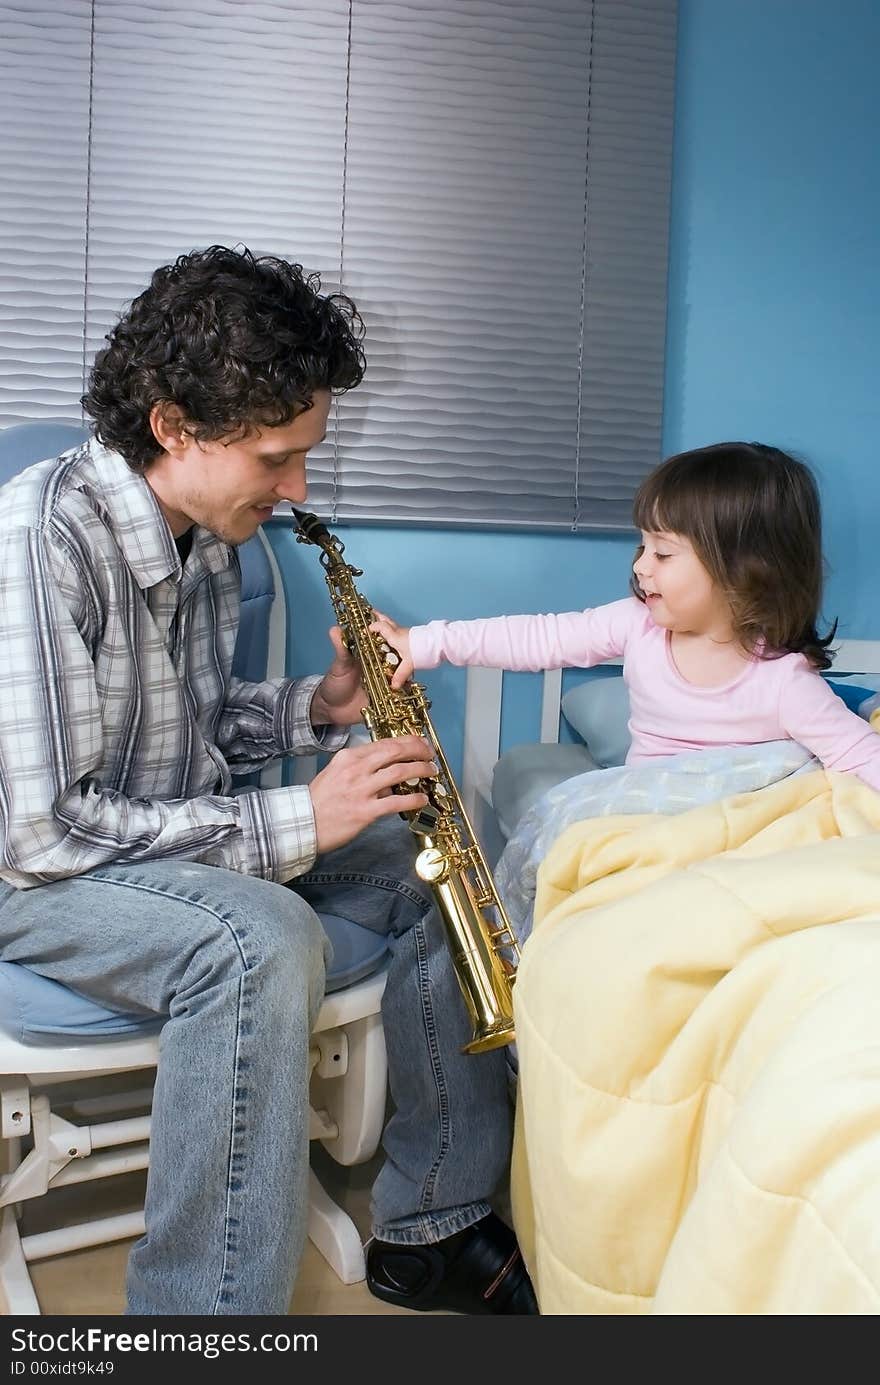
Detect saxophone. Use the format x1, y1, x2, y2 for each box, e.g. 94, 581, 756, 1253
292, 507, 519, 1053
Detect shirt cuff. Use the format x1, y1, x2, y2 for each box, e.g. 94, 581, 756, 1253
278, 674, 349, 755
235, 783, 319, 882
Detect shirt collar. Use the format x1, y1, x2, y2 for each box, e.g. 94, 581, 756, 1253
86, 438, 231, 588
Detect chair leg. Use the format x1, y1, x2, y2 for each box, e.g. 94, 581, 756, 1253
306, 1168, 366, 1285
312, 1011, 387, 1167
0, 1081, 152, 1315
0, 1203, 40, 1315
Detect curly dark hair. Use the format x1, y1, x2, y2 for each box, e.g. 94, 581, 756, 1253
631, 441, 837, 670
82, 245, 366, 473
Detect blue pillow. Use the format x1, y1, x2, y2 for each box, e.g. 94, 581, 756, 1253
560, 677, 631, 768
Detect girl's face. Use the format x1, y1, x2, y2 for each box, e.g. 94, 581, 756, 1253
633, 530, 733, 639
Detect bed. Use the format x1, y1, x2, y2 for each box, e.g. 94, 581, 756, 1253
462, 645, 880, 1314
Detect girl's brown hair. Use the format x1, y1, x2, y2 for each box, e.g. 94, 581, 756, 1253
631, 441, 836, 670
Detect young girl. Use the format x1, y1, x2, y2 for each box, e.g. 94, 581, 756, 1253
372, 441, 880, 791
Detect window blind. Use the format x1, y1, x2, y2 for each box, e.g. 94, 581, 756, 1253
0, 1, 91, 421
0, 0, 677, 532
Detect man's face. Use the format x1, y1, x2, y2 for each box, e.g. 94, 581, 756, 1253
151, 390, 331, 546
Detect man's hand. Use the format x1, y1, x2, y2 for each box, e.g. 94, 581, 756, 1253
309, 734, 438, 854
370, 611, 414, 689
310, 625, 368, 726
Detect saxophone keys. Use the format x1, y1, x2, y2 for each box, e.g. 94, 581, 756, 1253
415, 847, 450, 885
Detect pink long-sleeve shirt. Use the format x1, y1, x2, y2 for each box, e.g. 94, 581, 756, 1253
409, 597, 880, 792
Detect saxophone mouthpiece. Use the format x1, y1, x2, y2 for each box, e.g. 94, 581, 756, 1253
291, 507, 331, 546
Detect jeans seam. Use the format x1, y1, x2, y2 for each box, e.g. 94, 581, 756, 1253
296, 870, 429, 910
213, 963, 249, 1313
412, 919, 451, 1213
87, 870, 254, 1313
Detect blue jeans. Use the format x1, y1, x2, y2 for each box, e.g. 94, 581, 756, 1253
0, 816, 511, 1314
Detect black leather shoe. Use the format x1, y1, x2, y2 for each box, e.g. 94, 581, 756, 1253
366, 1211, 538, 1314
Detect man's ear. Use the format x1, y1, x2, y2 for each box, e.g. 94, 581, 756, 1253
150, 402, 190, 455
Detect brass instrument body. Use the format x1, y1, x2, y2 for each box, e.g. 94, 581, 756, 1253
292, 508, 518, 1053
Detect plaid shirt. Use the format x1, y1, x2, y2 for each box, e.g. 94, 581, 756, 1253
0, 438, 345, 889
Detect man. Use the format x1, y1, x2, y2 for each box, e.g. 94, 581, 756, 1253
0, 246, 536, 1315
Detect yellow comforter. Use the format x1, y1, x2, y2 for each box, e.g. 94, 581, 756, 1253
510, 769, 880, 1314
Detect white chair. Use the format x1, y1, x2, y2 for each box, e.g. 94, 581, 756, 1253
0, 422, 389, 1314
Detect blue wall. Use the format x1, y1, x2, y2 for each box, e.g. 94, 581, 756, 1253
664, 0, 880, 639
269, 0, 880, 775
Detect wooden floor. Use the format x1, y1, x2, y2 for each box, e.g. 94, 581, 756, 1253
20, 1145, 424, 1316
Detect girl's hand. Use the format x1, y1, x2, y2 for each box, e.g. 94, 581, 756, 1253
370, 611, 414, 689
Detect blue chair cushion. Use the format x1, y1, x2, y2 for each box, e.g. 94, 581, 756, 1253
0, 912, 389, 1045
234, 537, 275, 682
0, 422, 88, 484
0, 963, 163, 1043
319, 912, 390, 992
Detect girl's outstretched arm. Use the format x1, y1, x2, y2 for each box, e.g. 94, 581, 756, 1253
378, 598, 642, 681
